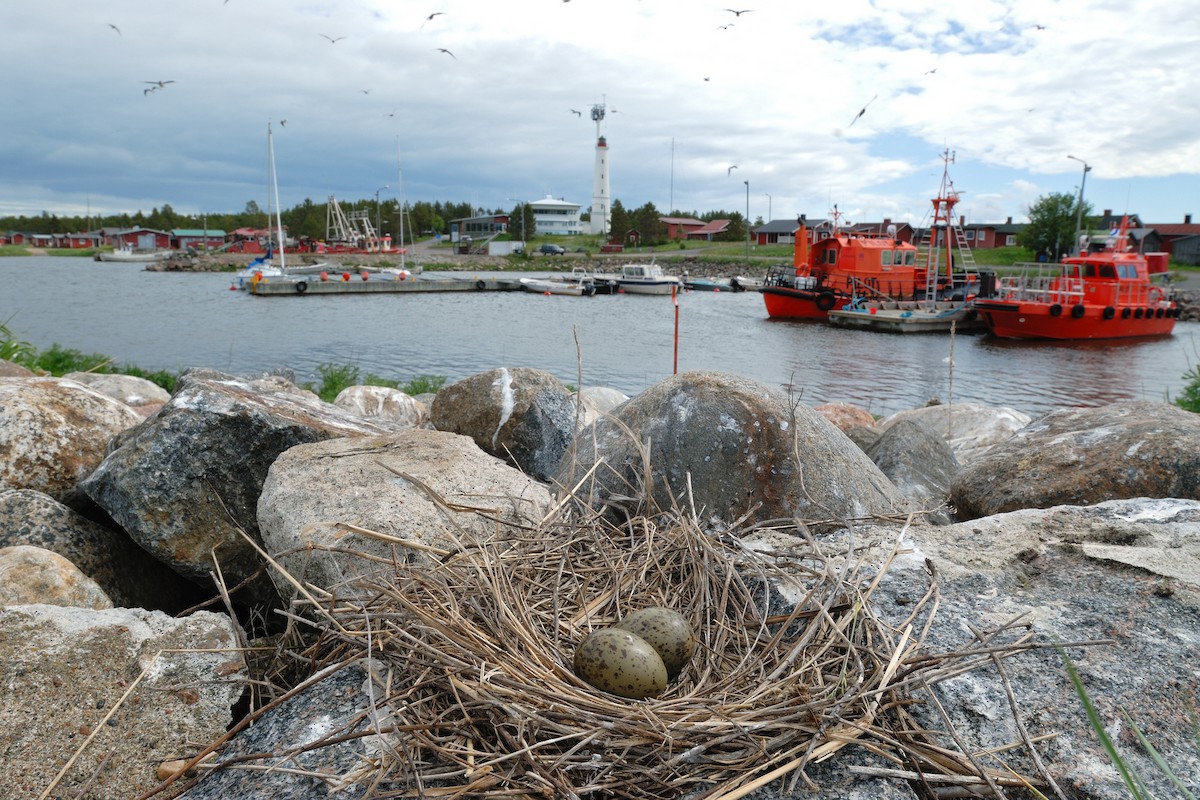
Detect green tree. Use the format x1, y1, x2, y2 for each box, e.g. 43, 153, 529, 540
1019, 192, 1090, 261
630, 202, 665, 245
507, 203, 536, 241
608, 199, 630, 242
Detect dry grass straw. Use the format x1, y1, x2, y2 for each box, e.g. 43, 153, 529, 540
262, 477, 1073, 799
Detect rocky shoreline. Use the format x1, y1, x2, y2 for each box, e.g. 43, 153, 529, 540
2, 363, 1199, 798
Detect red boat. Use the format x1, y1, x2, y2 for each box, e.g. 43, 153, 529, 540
973, 217, 1178, 340
759, 201, 968, 319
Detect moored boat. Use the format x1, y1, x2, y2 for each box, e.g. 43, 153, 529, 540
973, 217, 1178, 340
825, 151, 984, 334
759, 211, 927, 319
232, 123, 335, 290
615, 261, 682, 295
519, 276, 595, 296
96, 248, 172, 263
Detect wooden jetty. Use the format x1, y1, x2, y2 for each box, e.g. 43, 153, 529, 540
245, 274, 526, 296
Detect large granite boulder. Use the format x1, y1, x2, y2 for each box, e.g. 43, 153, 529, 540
0, 545, 113, 608
0, 605, 246, 800
865, 418, 959, 523
430, 367, 580, 482
333, 384, 428, 429
813, 401, 876, 432
0, 487, 201, 611
876, 401, 1030, 468
837, 498, 1200, 800
178, 661, 385, 799
79, 369, 396, 608
950, 401, 1200, 519
257, 428, 553, 603
0, 358, 35, 377
556, 371, 910, 525
0, 376, 143, 501
63, 370, 172, 410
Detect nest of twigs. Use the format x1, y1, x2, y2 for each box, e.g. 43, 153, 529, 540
255, 480, 1067, 800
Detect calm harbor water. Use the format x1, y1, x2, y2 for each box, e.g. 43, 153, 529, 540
3, 256, 1197, 419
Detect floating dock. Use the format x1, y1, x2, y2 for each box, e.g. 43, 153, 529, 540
245, 274, 526, 296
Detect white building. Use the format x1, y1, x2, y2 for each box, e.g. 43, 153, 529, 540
529, 195, 585, 236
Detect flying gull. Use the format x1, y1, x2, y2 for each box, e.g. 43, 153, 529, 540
436, 48, 455, 59
727, 165, 738, 175
724, 8, 753, 16
107, 23, 121, 36
320, 34, 346, 43
848, 94, 877, 127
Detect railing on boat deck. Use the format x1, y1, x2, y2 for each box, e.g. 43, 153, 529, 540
996, 263, 1172, 306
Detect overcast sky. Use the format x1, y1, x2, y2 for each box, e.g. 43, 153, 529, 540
4, 0, 1198, 230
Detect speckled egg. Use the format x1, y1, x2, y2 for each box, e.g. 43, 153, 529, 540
573, 628, 668, 699
613, 607, 696, 678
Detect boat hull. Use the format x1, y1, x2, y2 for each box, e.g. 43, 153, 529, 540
519, 277, 593, 296
760, 286, 849, 319
616, 280, 681, 295
97, 250, 170, 263
974, 300, 1177, 340
827, 302, 985, 333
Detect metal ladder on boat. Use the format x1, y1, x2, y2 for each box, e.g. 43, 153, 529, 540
948, 217, 977, 273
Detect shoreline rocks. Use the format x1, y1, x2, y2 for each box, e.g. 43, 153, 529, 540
1, 365, 1199, 799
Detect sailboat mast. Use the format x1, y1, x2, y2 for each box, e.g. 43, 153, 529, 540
396, 137, 405, 271
268, 122, 286, 271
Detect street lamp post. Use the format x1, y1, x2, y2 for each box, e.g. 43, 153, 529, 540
765, 193, 771, 222
744, 180, 750, 257
1066, 155, 1090, 256
374, 185, 389, 251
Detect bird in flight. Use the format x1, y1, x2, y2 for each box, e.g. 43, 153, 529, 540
1032, 23, 1046, 30
361, 88, 371, 94
107, 23, 121, 35
923, 67, 937, 75
436, 47, 455, 58
280, 119, 288, 126
320, 34, 346, 43
724, 8, 753, 16
569, 109, 582, 116
727, 165, 738, 175
848, 94, 877, 126
422, 12, 445, 28
718, 24, 734, 30
703, 77, 711, 82
144, 80, 176, 88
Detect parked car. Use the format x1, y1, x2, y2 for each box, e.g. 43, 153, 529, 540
538, 244, 566, 255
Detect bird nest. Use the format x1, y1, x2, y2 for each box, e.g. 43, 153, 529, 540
253, 493, 1066, 800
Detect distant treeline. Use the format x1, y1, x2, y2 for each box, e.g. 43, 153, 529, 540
1, 197, 752, 245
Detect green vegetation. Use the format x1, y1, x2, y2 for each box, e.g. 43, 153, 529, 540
0, 323, 179, 392
302, 362, 446, 402
1019, 191, 1092, 262
1175, 365, 1200, 413
1, 324, 446, 402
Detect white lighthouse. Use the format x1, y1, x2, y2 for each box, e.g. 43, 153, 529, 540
589, 102, 611, 237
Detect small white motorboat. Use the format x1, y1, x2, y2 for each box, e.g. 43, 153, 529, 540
615, 261, 682, 295
519, 277, 595, 296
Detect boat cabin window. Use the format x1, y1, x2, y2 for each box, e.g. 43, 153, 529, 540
1098, 265, 1117, 278
824, 250, 837, 265
881, 250, 892, 266
906, 251, 916, 265
1118, 264, 1138, 279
